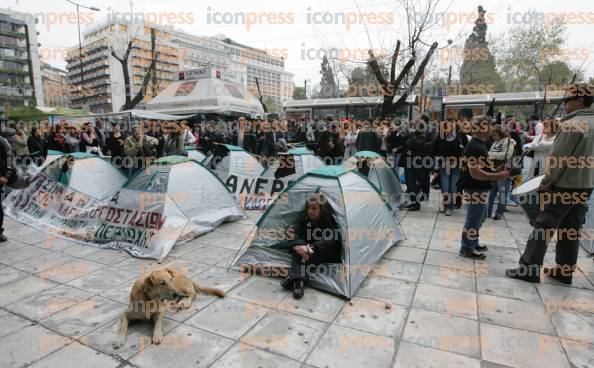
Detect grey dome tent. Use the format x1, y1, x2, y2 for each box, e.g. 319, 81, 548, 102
261, 148, 325, 181
124, 155, 245, 240
344, 151, 403, 210
38, 151, 127, 199
232, 165, 403, 299
203, 144, 265, 179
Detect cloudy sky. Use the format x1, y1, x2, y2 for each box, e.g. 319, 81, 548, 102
6, 0, 594, 87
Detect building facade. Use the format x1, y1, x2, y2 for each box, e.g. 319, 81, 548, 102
66, 18, 294, 114
41, 62, 68, 107
170, 32, 293, 112
66, 20, 179, 113
0, 8, 43, 115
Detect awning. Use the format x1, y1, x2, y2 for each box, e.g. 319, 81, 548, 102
6, 106, 93, 120
94, 109, 195, 121
146, 78, 265, 115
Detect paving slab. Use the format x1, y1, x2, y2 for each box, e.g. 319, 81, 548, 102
243, 311, 327, 361
480, 323, 570, 368
275, 287, 344, 322
550, 309, 594, 345
382, 245, 427, 263
211, 343, 301, 368
0, 265, 29, 286
0, 311, 32, 339
393, 340, 481, 368
185, 297, 270, 339
372, 259, 423, 282
29, 342, 120, 368
477, 274, 541, 303
0, 275, 58, 306
419, 264, 477, 292
0, 324, 70, 368
84, 316, 179, 360
402, 308, 481, 358
42, 296, 124, 338
560, 339, 594, 368
355, 275, 417, 307
6, 284, 94, 321
412, 283, 478, 319
66, 266, 137, 294
306, 324, 396, 368
334, 296, 408, 338
477, 294, 556, 335
129, 323, 234, 368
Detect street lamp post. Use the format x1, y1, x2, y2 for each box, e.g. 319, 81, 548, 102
65, 0, 100, 110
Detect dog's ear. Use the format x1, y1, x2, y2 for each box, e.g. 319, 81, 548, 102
146, 273, 155, 286
166, 268, 175, 278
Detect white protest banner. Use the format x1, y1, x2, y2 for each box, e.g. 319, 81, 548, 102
5, 173, 188, 260
224, 174, 292, 210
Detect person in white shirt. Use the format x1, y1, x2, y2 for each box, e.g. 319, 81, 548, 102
343, 123, 358, 159
523, 118, 557, 179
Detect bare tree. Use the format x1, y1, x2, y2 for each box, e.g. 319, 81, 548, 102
367, 0, 441, 117
111, 28, 159, 111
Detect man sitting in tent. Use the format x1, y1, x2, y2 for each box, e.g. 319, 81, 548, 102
281, 192, 342, 299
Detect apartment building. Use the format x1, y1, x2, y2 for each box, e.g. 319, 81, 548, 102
66, 20, 179, 113
0, 8, 43, 115
41, 62, 68, 107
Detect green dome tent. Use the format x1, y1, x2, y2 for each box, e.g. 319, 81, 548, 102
123, 155, 245, 240
260, 148, 325, 181
344, 151, 403, 210
203, 144, 264, 179
38, 151, 127, 199
232, 165, 403, 299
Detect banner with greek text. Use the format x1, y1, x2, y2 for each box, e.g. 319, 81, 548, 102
223, 174, 293, 210
5, 173, 188, 260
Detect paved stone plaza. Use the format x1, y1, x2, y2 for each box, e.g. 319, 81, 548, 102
0, 194, 593, 368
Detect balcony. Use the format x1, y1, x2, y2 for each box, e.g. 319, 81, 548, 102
0, 85, 32, 97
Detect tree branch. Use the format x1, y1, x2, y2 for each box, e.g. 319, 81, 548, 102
390, 40, 401, 84
368, 50, 389, 87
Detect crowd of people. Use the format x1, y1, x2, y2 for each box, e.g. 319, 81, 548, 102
0, 82, 592, 295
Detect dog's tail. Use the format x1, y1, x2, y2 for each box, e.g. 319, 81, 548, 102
193, 282, 226, 297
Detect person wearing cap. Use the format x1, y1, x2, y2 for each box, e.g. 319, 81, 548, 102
458, 115, 509, 259
506, 83, 594, 284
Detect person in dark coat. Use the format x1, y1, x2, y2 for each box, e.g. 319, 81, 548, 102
401, 116, 435, 210
432, 119, 468, 215
107, 122, 126, 164
281, 192, 342, 299
356, 120, 381, 152
47, 124, 68, 153
27, 126, 47, 166
0, 135, 14, 241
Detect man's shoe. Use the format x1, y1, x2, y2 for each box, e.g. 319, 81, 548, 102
399, 203, 412, 209
292, 279, 304, 299
505, 267, 541, 283
492, 214, 503, 221
0, 234, 7, 243
459, 249, 486, 260
280, 277, 294, 290
444, 208, 452, 216
407, 204, 421, 211
475, 244, 488, 252
543, 265, 573, 285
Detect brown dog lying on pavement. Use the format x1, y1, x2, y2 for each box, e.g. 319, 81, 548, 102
113, 267, 225, 349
